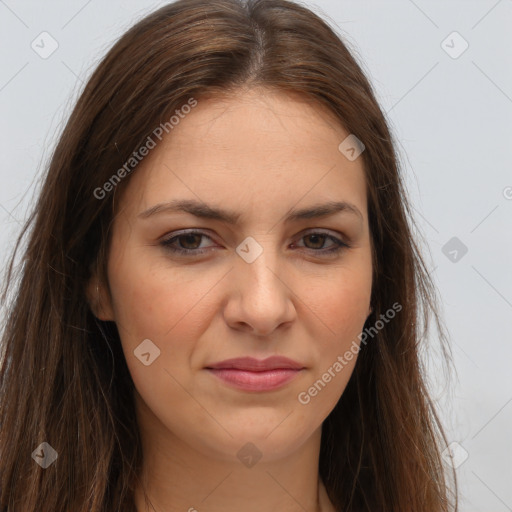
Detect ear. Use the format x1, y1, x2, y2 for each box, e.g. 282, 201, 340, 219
86, 274, 115, 321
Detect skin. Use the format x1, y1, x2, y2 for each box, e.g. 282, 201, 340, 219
91, 87, 373, 512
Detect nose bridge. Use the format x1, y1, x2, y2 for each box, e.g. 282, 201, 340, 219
229, 234, 293, 334
235, 234, 282, 297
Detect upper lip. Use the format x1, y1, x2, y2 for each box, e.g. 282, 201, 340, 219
205, 356, 304, 371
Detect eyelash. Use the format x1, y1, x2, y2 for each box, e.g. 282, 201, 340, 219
160, 230, 350, 257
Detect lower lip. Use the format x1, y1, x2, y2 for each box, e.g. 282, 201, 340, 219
206, 368, 302, 391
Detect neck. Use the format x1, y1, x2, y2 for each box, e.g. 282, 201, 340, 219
133, 396, 335, 512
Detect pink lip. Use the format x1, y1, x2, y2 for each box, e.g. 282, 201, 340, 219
205, 356, 305, 392
206, 356, 304, 371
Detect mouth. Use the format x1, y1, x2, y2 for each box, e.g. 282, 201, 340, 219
205, 356, 305, 392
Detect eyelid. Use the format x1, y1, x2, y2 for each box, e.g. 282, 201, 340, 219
291, 228, 350, 246
159, 228, 217, 245
160, 227, 348, 244
159, 227, 351, 257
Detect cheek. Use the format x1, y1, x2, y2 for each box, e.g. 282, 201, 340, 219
297, 279, 369, 416
297, 260, 371, 408
108, 247, 189, 336
107, 246, 225, 371
106, 253, 221, 413
303, 264, 372, 345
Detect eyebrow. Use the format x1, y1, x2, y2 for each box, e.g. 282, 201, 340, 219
138, 198, 363, 224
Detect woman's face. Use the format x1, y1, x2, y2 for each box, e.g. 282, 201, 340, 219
98, 88, 373, 463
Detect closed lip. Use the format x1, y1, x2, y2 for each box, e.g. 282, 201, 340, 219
205, 356, 304, 371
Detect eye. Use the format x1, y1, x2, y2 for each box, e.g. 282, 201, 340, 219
159, 229, 350, 257
160, 230, 215, 255
292, 231, 349, 255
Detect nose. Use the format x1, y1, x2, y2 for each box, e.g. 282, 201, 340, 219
223, 241, 296, 337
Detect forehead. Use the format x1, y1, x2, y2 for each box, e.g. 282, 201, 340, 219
159, 88, 353, 163
118, 88, 368, 220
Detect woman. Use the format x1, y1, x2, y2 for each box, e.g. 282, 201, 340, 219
0, 0, 458, 510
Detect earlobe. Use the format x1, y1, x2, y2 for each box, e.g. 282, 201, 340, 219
86, 276, 115, 321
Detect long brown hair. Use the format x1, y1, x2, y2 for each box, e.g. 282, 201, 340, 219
0, 0, 457, 510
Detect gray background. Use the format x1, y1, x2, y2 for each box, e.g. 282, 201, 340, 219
1, 1, 511, 510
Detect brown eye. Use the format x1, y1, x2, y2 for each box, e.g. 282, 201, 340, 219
160, 231, 216, 255
294, 231, 349, 255
160, 230, 349, 258
303, 233, 328, 250
176, 233, 203, 250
